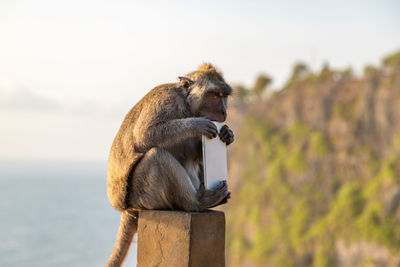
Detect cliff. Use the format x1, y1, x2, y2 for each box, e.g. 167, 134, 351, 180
225, 51, 400, 266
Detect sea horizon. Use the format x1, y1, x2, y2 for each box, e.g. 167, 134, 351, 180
0, 159, 137, 267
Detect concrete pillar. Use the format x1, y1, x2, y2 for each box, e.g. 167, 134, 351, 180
137, 210, 225, 267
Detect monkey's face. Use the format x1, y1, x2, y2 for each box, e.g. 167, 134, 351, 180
201, 86, 229, 122
189, 78, 232, 122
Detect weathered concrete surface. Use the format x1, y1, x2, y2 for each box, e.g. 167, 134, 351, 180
137, 210, 225, 267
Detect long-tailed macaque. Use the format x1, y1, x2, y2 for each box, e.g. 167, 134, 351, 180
106, 63, 234, 266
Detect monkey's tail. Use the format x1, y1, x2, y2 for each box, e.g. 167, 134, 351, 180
106, 210, 138, 267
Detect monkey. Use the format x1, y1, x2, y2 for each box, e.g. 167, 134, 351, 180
105, 63, 235, 267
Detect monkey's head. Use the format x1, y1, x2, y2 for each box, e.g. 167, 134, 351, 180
179, 63, 232, 122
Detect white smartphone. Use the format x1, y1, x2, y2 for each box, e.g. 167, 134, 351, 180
202, 121, 228, 189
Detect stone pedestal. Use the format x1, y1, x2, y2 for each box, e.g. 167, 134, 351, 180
137, 210, 225, 267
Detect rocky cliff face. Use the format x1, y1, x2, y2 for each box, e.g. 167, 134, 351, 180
225, 51, 400, 267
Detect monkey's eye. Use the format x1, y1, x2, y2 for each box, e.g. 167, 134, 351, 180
208, 91, 222, 99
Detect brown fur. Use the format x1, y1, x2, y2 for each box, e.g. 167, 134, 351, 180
106, 64, 234, 266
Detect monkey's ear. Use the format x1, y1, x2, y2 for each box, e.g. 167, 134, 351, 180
178, 76, 194, 89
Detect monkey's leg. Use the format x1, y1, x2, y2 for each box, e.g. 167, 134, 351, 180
128, 147, 229, 211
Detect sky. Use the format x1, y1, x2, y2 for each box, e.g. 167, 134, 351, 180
0, 0, 399, 161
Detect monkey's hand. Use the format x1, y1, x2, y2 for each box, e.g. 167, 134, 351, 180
219, 125, 234, 145
191, 118, 218, 139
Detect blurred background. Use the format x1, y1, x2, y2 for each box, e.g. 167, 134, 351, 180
0, 0, 399, 266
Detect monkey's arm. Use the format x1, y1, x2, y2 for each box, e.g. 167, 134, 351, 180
133, 117, 218, 153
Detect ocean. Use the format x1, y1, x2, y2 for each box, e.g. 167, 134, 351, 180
0, 160, 137, 267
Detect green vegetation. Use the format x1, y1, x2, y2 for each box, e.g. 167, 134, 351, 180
382, 51, 400, 69
226, 51, 400, 266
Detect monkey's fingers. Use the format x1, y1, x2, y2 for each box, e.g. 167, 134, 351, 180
219, 130, 230, 141
202, 181, 227, 198
219, 130, 234, 145
217, 198, 228, 205
219, 192, 231, 205
220, 125, 232, 135
220, 199, 228, 205
220, 125, 234, 135
227, 136, 234, 145
214, 180, 227, 191
200, 184, 230, 209
206, 191, 231, 208
219, 129, 227, 138
220, 124, 229, 133
215, 181, 228, 196
202, 121, 218, 139
205, 125, 218, 139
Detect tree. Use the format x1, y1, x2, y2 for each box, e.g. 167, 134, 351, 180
319, 62, 333, 79
252, 74, 272, 98
284, 62, 310, 88
291, 62, 309, 80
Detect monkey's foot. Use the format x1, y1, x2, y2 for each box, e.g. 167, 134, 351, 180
208, 191, 231, 208
198, 181, 230, 210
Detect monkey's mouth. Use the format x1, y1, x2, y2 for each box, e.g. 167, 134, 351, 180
206, 113, 226, 123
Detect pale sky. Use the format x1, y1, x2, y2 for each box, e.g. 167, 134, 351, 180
0, 0, 399, 161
